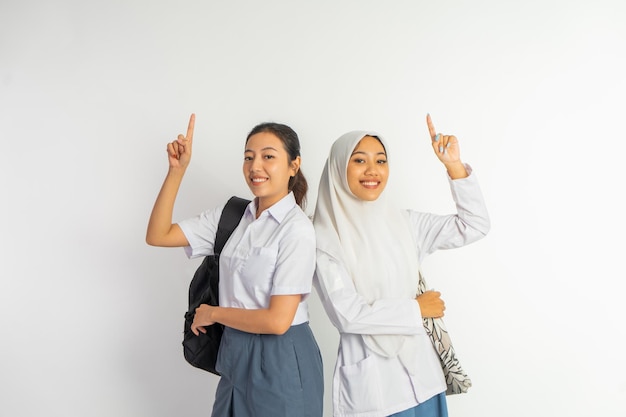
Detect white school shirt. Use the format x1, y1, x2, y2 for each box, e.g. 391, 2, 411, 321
314, 167, 490, 417
178, 192, 315, 325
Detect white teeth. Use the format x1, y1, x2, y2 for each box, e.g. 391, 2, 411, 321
252, 178, 267, 183
361, 181, 378, 186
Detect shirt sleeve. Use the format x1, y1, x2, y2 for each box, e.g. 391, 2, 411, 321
176, 204, 224, 259
270, 212, 316, 298
313, 251, 425, 336
408, 164, 491, 262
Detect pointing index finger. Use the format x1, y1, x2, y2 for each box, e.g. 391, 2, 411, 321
186, 113, 195, 141
426, 113, 437, 140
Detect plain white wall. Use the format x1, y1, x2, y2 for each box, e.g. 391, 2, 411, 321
2, 0, 625, 416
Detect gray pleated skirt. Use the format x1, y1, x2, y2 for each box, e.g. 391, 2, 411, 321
211, 322, 324, 417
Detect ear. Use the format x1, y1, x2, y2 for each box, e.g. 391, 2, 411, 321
289, 156, 301, 177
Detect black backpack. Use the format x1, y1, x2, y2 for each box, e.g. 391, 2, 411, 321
182, 196, 250, 374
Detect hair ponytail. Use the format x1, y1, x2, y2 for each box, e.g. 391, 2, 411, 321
289, 169, 308, 208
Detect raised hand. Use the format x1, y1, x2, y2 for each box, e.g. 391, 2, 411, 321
145, 113, 196, 248
426, 114, 467, 179
167, 113, 195, 170
426, 113, 461, 164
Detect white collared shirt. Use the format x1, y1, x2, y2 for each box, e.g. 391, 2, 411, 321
314, 167, 490, 417
178, 192, 315, 325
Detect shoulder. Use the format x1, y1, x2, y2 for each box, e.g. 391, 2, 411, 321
279, 206, 315, 241
284, 205, 314, 227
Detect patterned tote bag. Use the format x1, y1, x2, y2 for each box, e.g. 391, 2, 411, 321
417, 270, 472, 395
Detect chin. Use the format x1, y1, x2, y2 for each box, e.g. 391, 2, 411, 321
356, 194, 380, 202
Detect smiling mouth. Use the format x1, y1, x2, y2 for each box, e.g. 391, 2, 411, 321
251, 177, 268, 185
360, 181, 379, 188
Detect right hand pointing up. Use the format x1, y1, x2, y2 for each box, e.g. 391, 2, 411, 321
167, 113, 195, 169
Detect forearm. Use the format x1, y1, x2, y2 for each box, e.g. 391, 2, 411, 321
448, 166, 490, 237
314, 266, 425, 336
410, 166, 490, 254
207, 294, 301, 335
146, 168, 186, 246
329, 294, 425, 335
211, 307, 290, 335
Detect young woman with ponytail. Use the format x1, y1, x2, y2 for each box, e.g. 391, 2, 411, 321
146, 114, 323, 417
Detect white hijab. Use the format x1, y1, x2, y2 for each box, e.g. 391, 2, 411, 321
314, 131, 422, 374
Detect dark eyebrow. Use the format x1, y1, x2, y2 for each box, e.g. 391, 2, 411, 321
351, 150, 387, 156
245, 146, 279, 153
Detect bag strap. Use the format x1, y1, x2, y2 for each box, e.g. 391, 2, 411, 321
214, 196, 250, 255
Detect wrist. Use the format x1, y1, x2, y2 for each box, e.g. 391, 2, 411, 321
444, 161, 467, 179
209, 306, 221, 323
166, 166, 187, 179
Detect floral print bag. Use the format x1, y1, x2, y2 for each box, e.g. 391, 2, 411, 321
417, 270, 472, 395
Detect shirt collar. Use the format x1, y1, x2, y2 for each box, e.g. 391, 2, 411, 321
249, 192, 297, 223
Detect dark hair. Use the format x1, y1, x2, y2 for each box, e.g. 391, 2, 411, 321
245, 122, 308, 208
371, 135, 386, 154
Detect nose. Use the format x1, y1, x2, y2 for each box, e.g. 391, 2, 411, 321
364, 162, 378, 176
250, 155, 262, 172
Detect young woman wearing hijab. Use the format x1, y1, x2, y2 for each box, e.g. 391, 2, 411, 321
146, 114, 324, 417
312, 114, 490, 417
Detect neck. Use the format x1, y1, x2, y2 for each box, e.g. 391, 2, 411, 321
255, 193, 288, 218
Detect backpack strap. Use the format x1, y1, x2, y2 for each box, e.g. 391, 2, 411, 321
214, 196, 250, 255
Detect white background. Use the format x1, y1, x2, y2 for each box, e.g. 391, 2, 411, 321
1, 1, 625, 416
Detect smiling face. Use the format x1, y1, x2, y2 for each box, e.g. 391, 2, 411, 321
243, 131, 300, 211
346, 135, 389, 201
